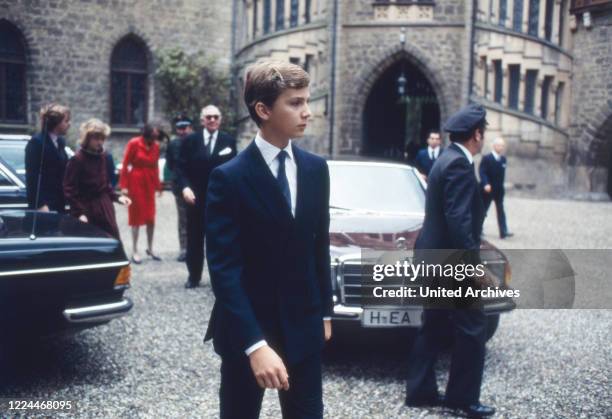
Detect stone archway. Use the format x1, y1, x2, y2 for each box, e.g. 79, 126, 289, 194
339, 43, 454, 158
361, 58, 440, 161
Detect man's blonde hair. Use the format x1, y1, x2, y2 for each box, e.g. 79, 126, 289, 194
243, 60, 310, 126
79, 118, 111, 147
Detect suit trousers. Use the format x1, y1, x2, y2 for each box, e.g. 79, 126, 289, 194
482, 192, 508, 237
173, 190, 188, 253
405, 308, 487, 406
219, 350, 323, 419
185, 200, 205, 283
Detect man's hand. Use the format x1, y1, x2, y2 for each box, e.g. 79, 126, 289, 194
37, 205, 49, 212
120, 188, 129, 197
182, 187, 196, 205
484, 184, 492, 193
324, 319, 332, 341
248, 345, 289, 390
118, 196, 132, 206
78, 214, 88, 223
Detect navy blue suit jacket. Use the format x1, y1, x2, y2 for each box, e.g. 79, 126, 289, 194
479, 152, 506, 198
414, 147, 443, 176
174, 130, 237, 201
415, 143, 484, 252
204, 141, 333, 365
25, 132, 68, 211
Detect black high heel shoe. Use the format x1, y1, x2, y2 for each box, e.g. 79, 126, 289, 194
146, 249, 162, 261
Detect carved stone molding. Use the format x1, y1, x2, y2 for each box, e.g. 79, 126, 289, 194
372, 2, 435, 22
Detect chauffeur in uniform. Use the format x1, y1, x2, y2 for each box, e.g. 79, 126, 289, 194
405, 104, 495, 418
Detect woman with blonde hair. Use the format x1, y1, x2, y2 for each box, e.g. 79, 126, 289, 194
63, 118, 131, 240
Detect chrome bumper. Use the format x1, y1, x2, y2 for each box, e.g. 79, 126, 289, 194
63, 297, 133, 323
332, 299, 515, 322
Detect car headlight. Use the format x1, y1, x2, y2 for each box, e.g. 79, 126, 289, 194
330, 260, 339, 292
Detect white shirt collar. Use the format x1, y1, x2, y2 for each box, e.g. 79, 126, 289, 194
427, 146, 439, 158
49, 133, 59, 148
491, 150, 501, 161
254, 132, 294, 165
203, 128, 217, 141
453, 142, 474, 164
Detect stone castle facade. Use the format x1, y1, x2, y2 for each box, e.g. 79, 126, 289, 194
1, 0, 611, 197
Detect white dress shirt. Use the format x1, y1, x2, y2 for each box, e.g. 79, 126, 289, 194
453, 142, 474, 165
427, 146, 440, 160
204, 128, 218, 154
491, 149, 501, 162
244, 132, 330, 357
49, 133, 59, 149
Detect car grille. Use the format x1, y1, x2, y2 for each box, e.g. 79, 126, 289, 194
339, 260, 363, 306
338, 255, 509, 307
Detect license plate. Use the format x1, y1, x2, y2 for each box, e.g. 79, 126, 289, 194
362, 308, 423, 328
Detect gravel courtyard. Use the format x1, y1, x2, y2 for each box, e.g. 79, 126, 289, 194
1, 194, 610, 418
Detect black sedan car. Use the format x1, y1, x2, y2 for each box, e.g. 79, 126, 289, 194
0, 210, 132, 340
0, 155, 27, 211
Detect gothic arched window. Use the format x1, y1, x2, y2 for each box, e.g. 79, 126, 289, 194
0, 21, 27, 123
110, 35, 148, 125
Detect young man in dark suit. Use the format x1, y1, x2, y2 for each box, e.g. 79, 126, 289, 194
405, 104, 495, 418
480, 137, 512, 239
414, 130, 442, 178
25, 103, 71, 212
204, 60, 333, 419
174, 105, 237, 288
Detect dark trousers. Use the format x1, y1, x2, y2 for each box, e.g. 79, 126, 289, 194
185, 201, 205, 283
405, 309, 487, 406
173, 190, 188, 253
220, 351, 323, 419
482, 192, 508, 237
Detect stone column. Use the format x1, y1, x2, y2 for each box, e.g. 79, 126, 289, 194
534, 75, 542, 117
506, 0, 514, 29
518, 68, 526, 112
538, 0, 547, 39
552, 0, 562, 45
490, 0, 499, 24
285, 0, 291, 27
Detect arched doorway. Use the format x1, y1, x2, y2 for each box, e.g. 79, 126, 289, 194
362, 59, 440, 162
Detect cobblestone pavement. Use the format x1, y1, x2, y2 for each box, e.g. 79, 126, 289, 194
0, 194, 610, 418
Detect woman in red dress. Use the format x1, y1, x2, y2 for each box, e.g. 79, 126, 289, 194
63, 119, 131, 239
120, 122, 167, 263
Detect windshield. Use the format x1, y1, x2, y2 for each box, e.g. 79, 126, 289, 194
329, 162, 425, 213
0, 143, 25, 173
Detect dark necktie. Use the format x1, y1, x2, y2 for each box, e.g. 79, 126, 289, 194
206, 134, 213, 157
276, 150, 291, 211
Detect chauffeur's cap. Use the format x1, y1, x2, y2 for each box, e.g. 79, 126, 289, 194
173, 113, 193, 128
443, 104, 487, 134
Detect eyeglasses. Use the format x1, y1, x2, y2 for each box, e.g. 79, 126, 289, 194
204, 115, 220, 121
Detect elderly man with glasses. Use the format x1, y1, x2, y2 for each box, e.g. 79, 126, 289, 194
174, 105, 237, 288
